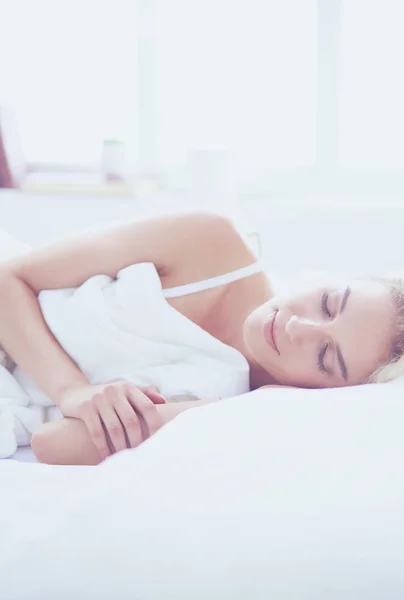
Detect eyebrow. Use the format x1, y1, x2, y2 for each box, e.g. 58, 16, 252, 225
340, 286, 351, 313
336, 345, 348, 382
334, 287, 351, 381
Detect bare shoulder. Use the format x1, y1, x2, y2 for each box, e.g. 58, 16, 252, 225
175, 211, 241, 244
168, 210, 257, 277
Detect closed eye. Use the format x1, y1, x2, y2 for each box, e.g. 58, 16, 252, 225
321, 292, 332, 318
317, 342, 329, 374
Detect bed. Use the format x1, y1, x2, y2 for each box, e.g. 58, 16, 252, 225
10, 446, 38, 463
2, 192, 404, 597
1, 383, 404, 599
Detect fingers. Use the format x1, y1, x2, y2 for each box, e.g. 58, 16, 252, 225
140, 385, 166, 404
82, 383, 165, 462
97, 385, 151, 454
113, 388, 144, 449
98, 387, 128, 454
127, 385, 164, 437
81, 396, 111, 461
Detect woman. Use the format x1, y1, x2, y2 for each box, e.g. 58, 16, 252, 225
0, 211, 402, 465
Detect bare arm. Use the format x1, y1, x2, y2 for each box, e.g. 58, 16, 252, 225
32, 388, 284, 465
32, 399, 211, 466
0, 212, 238, 407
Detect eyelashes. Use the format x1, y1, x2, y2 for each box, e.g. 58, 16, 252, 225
321, 292, 332, 318
319, 293, 331, 374
317, 342, 329, 374
318, 291, 337, 376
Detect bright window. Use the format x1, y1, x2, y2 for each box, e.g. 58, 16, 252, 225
339, 0, 404, 168
1, 0, 138, 166
155, 0, 317, 172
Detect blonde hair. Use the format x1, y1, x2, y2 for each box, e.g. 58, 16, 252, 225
367, 276, 404, 383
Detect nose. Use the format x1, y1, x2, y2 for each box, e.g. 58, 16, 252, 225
285, 315, 329, 345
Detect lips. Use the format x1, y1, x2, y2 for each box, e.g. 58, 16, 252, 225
264, 310, 280, 354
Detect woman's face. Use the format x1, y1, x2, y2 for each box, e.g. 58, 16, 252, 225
243, 279, 395, 388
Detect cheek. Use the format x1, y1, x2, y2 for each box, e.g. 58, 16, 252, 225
269, 346, 316, 386
243, 307, 266, 352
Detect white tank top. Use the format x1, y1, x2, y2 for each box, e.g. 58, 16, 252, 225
161, 261, 263, 299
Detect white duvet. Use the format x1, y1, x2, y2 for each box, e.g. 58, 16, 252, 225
0, 232, 249, 458
1, 384, 404, 599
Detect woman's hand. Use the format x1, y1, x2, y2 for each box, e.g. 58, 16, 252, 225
60, 382, 166, 460
32, 394, 212, 466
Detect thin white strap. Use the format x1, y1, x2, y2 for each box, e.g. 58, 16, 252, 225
162, 261, 262, 299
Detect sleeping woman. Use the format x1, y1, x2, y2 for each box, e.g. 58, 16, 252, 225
0, 211, 403, 465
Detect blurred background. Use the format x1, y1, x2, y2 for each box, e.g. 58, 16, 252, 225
1, 0, 404, 278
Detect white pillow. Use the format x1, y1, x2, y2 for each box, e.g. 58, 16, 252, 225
1, 384, 404, 599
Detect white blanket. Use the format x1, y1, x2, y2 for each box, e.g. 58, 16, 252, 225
1, 384, 404, 599
0, 233, 249, 458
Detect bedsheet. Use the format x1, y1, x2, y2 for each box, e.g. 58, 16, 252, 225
1, 384, 404, 599
10, 446, 38, 463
